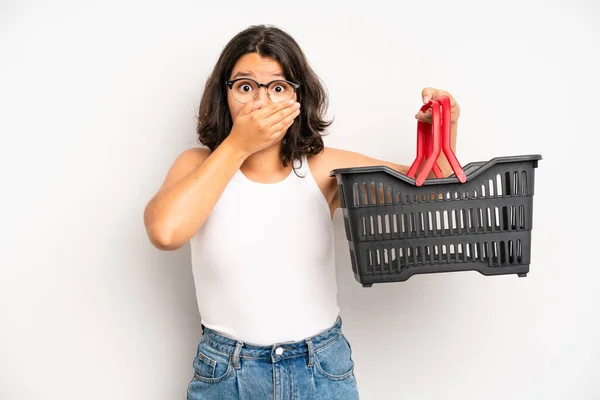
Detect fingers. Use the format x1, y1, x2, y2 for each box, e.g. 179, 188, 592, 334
264, 101, 301, 128
270, 106, 301, 134
415, 109, 432, 123
434, 90, 460, 121
422, 87, 456, 104
422, 87, 438, 104
253, 99, 298, 119
276, 118, 297, 141
419, 88, 460, 122
239, 99, 264, 116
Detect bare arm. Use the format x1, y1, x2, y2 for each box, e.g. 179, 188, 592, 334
143, 140, 246, 250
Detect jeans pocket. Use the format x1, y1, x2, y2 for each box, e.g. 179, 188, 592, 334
192, 341, 234, 384
314, 334, 355, 381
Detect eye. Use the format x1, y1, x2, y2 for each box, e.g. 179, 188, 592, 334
233, 80, 256, 93
270, 81, 292, 94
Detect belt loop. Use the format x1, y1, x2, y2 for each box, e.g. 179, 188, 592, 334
305, 338, 315, 367
232, 341, 243, 370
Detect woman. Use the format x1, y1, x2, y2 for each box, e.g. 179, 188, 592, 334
143, 24, 460, 399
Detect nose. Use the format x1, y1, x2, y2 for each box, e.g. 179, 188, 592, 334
256, 86, 272, 104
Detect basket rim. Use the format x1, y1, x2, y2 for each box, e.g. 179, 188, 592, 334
329, 154, 542, 186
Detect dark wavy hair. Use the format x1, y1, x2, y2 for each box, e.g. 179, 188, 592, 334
196, 25, 332, 167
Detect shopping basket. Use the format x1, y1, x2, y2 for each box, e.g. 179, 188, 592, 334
330, 96, 542, 287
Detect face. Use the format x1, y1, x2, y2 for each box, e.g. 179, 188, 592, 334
227, 53, 297, 120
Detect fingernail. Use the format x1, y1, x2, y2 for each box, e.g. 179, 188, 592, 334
287, 99, 295, 105
294, 102, 301, 108
423, 96, 430, 104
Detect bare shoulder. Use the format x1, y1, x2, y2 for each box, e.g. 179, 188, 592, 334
308, 146, 410, 211
159, 146, 211, 191
306, 147, 343, 181
175, 146, 211, 164
306, 147, 359, 207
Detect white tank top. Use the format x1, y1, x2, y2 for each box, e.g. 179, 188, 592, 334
190, 155, 340, 345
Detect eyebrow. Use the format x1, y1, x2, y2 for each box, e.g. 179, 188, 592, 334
231, 71, 286, 79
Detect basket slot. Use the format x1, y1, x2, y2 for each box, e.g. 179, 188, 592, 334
513, 171, 520, 195
483, 242, 491, 264
383, 248, 389, 272
368, 182, 375, 205
352, 183, 360, 206
477, 208, 485, 232
474, 242, 481, 261
429, 211, 436, 235
520, 205, 526, 229
398, 247, 404, 268
451, 210, 458, 234
484, 208, 491, 231
387, 186, 393, 204
494, 207, 501, 231
492, 241, 499, 266
384, 214, 391, 235
459, 209, 467, 233
415, 213, 424, 236
467, 209, 475, 233
496, 174, 503, 196
395, 191, 402, 204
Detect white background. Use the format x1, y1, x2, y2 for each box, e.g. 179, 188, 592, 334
1, 0, 598, 399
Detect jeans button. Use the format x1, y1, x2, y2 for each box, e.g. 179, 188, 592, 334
275, 347, 284, 356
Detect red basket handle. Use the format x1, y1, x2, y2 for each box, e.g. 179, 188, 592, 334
406, 96, 467, 186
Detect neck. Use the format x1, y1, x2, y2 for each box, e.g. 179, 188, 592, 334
241, 145, 292, 181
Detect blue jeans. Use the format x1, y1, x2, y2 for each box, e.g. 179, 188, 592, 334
186, 317, 360, 399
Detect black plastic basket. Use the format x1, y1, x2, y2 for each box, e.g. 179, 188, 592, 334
330, 154, 542, 287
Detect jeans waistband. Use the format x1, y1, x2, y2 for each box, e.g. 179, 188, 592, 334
200, 316, 343, 362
